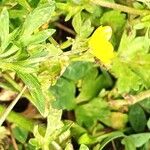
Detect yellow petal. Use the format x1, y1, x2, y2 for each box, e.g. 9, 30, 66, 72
90, 40, 114, 64
91, 26, 112, 41
88, 26, 115, 65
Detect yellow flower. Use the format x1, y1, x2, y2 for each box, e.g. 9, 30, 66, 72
89, 26, 115, 65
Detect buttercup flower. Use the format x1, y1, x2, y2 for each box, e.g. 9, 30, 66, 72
89, 26, 115, 65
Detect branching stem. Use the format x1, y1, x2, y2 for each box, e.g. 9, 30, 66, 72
109, 89, 150, 110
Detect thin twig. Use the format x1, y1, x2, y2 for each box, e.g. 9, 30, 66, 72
54, 22, 76, 35
112, 140, 117, 150
91, 0, 150, 15
0, 86, 27, 126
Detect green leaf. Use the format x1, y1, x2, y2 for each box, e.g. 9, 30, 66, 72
110, 112, 128, 129
17, 72, 45, 116
79, 131, 123, 145
84, 3, 102, 16
80, 19, 94, 38
9, 9, 28, 19
77, 69, 113, 103
21, 29, 55, 46
141, 141, 150, 150
117, 30, 150, 89
0, 61, 35, 73
99, 132, 125, 150
16, 0, 32, 11
147, 117, 150, 130
26, 143, 35, 150
28, 0, 40, 8
46, 43, 62, 57
0, 28, 20, 57
79, 133, 97, 145
128, 54, 150, 88
122, 133, 150, 148
62, 61, 94, 81
58, 2, 82, 21
50, 61, 113, 111
21, 2, 55, 36
69, 122, 87, 140
72, 12, 82, 35
112, 58, 141, 93
100, 10, 126, 47
118, 30, 150, 59
79, 144, 89, 150
12, 126, 28, 144
122, 136, 136, 150
129, 104, 147, 132
0, 8, 9, 51
100, 10, 126, 32
45, 109, 63, 137
112, 29, 150, 93
65, 143, 74, 150
139, 98, 150, 113
29, 126, 43, 149
50, 77, 76, 110
75, 98, 111, 128
17, 48, 48, 66
0, 45, 19, 59
72, 12, 94, 38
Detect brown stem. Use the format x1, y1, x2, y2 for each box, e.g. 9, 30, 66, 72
109, 89, 150, 110
54, 22, 76, 35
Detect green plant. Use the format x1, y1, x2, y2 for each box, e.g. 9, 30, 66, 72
0, 0, 150, 149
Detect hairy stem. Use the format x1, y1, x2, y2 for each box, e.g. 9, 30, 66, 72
91, 0, 150, 15
109, 89, 150, 110
0, 105, 45, 134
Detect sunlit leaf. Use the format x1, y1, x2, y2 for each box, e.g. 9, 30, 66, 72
0, 8, 9, 51
21, 2, 55, 36
17, 72, 45, 116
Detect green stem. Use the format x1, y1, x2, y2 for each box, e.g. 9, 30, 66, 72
3, 73, 21, 91
3, 73, 35, 105
91, 0, 150, 15
0, 86, 27, 126
0, 105, 45, 134
109, 89, 150, 110
134, 89, 150, 101
59, 39, 73, 49
49, 37, 60, 48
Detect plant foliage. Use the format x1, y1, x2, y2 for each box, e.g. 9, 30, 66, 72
0, 0, 150, 149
